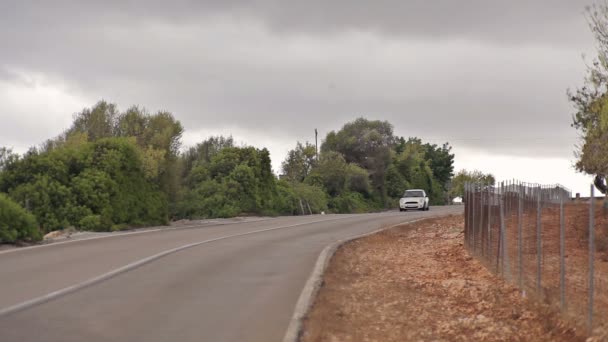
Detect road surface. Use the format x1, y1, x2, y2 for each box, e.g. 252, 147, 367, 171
0, 207, 461, 342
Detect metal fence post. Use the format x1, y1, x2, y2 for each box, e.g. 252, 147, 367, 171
589, 184, 595, 333
480, 185, 484, 257
488, 184, 492, 261
560, 198, 565, 311
536, 186, 542, 295
464, 183, 469, 250
500, 183, 511, 281
472, 184, 477, 255
518, 183, 523, 290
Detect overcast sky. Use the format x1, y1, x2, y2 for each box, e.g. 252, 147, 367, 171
0, 1, 600, 195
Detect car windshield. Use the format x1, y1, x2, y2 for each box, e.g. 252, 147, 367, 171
404, 190, 424, 197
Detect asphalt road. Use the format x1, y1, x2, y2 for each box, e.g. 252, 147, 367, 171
0, 206, 462, 342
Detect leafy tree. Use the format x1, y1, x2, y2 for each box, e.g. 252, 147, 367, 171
182, 136, 235, 178
292, 183, 328, 214
176, 145, 287, 218
322, 118, 396, 205
423, 142, 454, 190
345, 163, 371, 196
449, 169, 495, 199
281, 142, 317, 183
69, 101, 118, 141
306, 151, 348, 196
385, 164, 409, 198
570, 4, 608, 193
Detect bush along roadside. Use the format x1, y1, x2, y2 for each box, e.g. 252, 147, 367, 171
0, 193, 41, 243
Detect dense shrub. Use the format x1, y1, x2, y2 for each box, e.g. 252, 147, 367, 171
329, 192, 372, 214
78, 215, 108, 231
0, 193, 41, 243
0, 138, 168, 233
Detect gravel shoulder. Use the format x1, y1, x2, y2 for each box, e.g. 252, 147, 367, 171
301, 215, 587, 341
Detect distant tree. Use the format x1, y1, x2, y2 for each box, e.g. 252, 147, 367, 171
306, 151, 348, 197
281, 141, 317, 183
322, 118, 396, 205
182, 136, 235, 175
69, 100, 119, 141
423, 142, 454, 190
176, 145, 287, 218
58, 101, 184, 204
0, 147, 17, 172
449, 169, 495, 199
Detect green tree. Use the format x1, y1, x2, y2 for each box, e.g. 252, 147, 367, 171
0, 147, 17, 171
322, 118, 396, 205
281, 142, 317, 183
69, 100, 119, 141
176, 145, 284, 218
182, 136, 234, 175
423, 142, 454, 191
449, 169, 495, 199
570, 4, 608, 193
306, 151, 348, 196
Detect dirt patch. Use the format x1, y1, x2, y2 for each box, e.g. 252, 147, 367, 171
301, 215, 588, 342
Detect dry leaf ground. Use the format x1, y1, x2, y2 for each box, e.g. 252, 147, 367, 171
301, 215, 589, 342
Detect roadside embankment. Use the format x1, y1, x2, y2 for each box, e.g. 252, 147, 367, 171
301, 215, 587, 341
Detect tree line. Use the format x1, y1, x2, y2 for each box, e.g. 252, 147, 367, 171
0, 100, 467, 243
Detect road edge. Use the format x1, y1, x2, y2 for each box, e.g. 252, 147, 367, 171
282, 217, 427, 342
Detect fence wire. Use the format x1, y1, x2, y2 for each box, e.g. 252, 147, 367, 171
464, 180, 608, 335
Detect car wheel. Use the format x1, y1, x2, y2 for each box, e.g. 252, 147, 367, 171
426, 205, 430, 211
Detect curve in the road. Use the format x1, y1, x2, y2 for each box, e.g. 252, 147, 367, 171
0, 215, 358, 317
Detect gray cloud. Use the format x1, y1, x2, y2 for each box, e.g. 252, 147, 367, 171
1, 1, 590, 45
0, 0, 598, 173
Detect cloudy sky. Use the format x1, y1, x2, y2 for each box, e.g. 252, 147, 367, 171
0, 1, 601, 195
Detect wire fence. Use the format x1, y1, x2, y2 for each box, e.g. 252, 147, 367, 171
464, 180, 608, 335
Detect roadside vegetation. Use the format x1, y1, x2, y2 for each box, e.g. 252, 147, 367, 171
0, 101, 458, 242
570, 4, 608, 194
449, 169, 495, 199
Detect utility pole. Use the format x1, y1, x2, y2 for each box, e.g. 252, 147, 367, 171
315, 128, 319, 160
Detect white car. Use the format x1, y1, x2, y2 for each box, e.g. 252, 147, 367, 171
399, 189, 429, 211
